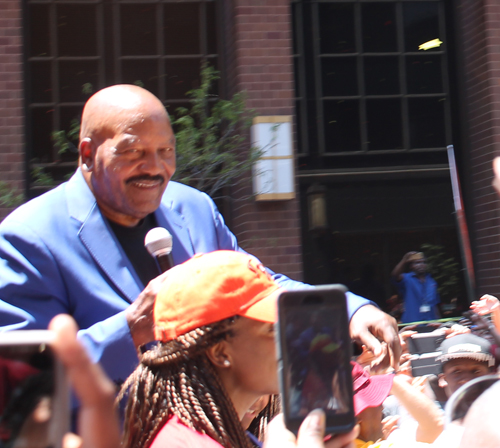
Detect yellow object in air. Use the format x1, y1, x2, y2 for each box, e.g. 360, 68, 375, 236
418, 38, 443, 50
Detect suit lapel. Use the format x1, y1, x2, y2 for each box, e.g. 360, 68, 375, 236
66, 170, 143, 303
154, 201, 195, 264
79, 207, 143, 303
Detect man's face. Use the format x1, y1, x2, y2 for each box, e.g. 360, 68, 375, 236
411, 258, 427, 275
440, 358, 491, 396
89, 112, 176, 226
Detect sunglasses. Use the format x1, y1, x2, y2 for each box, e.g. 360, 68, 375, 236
444, 374, 500, 426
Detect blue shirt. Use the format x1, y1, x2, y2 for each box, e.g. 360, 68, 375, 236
394, 272, 440, 323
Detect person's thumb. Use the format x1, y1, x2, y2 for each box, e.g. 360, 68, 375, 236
296, 409, 326, 448
263, 414, 296, 448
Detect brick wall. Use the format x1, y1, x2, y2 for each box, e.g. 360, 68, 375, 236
0, 0, 24, 220
223, 0, 304, 280
458, 0, 500, 296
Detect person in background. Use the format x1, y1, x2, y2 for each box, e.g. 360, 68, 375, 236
351, 358, 443, 448
436, 333, 495, 400
391, 252, 440, 324
458, 380, 500, 448
350, 362, 394, 448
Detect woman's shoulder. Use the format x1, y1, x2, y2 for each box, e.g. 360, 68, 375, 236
150, 415, 225, 448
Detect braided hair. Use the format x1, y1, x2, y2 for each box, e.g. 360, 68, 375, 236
246, 395, 281, 441
119, 316, 275, 448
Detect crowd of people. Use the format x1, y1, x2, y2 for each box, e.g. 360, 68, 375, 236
0, 84, 500, 448
40, 257, 500, 448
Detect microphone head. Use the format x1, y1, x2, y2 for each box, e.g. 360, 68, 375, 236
145, 227, 173, 257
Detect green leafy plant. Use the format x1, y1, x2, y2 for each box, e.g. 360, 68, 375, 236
0, 182, 24, 207
51, 83, 92, 157
52, 119, 80, 155
420, 243, 460, 301
31, 167, 57, 188
171, 62, 262, 198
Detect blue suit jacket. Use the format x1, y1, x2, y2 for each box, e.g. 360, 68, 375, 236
0, 170, 369, 382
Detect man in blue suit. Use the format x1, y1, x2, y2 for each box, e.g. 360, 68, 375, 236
0, 85, 400, 383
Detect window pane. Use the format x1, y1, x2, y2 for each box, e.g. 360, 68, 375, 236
57, 4, 97, 57
29, 4, 50, 57
206, 2, 217, 55
29, 61, 52, 103
322, 57, 358, 96
364, 56, 399, 95
30, 108, 53, 163
319, 3, 355, 54
408, 97, 446, 148
366, 99, 403, 150
165, 59, 201, 99
59, 60, 99, 102
121, 4, 157, 56
362, 3, 397, 53
59, 105, 82, 161
406, 55, 443, 94
121, 59, 159, 97
323, 100, 361, 152
403, 2, 441, 52
164, 3, 200, 55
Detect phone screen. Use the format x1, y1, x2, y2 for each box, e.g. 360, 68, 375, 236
0, 335, 67, 448
277, 287, 354, 434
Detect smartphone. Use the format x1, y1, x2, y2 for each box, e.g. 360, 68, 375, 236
276, 285, 355, 435
0, 330, 69, 448
407, 330, 446, 355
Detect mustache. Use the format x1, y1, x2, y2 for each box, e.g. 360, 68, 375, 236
125, 175, 166, 185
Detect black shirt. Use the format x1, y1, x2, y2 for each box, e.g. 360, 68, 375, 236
107, 213, 161, 287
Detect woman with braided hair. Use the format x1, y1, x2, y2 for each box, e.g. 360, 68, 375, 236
119, 250, 284, 448
120, 250, 359, 448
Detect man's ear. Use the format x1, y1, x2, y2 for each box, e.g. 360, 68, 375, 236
206, 340, 232, 369
438, 373, 448, 389
80, 137, 95, 171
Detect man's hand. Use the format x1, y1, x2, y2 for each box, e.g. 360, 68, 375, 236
392, 251, 417, 282
125, 270, 171, 348
470, 294, 500, 315
264, 411, 359, 448
403, 251, 417, 263
350, 305, 401, 371
381, 415, 399, 440
49, 314, 120, 448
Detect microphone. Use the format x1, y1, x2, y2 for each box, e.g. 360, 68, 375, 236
145, 227, 174, 273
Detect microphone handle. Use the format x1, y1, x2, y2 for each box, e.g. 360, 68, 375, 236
156, 253, 174, 273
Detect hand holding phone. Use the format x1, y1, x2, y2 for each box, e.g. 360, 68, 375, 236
276, 285, 355, 435
0, 330, 69, 448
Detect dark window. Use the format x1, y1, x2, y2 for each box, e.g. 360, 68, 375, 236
322, 58, 358, 97
323, 100, 361, 152
366, 98, 403, 151
364, 56, 400, 95
293, 0, 451, 169
24, 0, 218, 195
362, 3, 397, 53
319, 4, 356, 54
